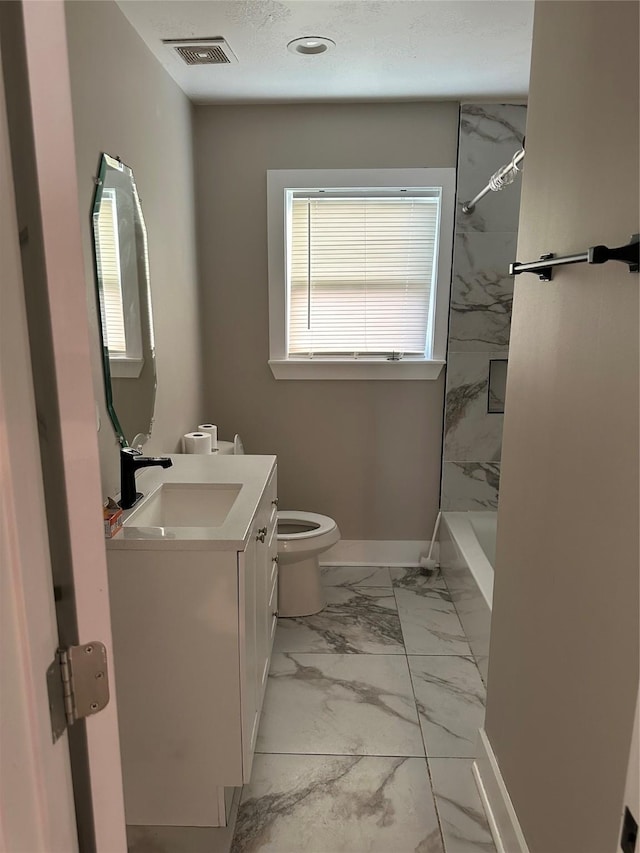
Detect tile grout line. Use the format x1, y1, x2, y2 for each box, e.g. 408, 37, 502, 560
255, 751, 454, 758
272, 646, 475, 656
391, 569, 448, 853
311, 567, 451, 848
429, 566, 492, 852
255, 749, 488, 762
439, 567, 487, 688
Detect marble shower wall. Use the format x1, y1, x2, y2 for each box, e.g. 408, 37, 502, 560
441, 104, 527, 511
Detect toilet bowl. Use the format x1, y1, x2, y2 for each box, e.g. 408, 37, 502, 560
277, 511, 341, 617
218, 436, 340, 617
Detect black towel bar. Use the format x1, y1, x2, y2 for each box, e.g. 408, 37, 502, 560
510, 234, 639, 281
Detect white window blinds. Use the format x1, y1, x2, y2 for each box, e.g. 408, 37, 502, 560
95, 190, 127, 355
288, 195, 439, 357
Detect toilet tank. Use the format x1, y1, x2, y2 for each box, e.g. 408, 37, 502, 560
217, 435, 244, 455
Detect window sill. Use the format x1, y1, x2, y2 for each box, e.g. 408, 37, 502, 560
109, 357, 144, 379
268, 359, 445, 380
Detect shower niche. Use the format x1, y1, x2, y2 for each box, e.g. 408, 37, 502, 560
488, 359, 508, 414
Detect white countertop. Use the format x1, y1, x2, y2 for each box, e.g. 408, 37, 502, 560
106, 454, 277, 551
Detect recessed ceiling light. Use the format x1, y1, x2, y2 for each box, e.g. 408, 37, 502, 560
287, 36, 335, 56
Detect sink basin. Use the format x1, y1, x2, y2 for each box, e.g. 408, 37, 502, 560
126, 482, 242, 528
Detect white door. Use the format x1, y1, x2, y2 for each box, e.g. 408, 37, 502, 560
0, 2, 127, 850
0, 39, 78, 853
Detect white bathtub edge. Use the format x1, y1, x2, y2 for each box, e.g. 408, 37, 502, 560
440, 512, 494, 684
474, 728, 530, 853
442, 512, 494, 609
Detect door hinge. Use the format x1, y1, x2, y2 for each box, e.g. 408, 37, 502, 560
47, 642, 110, 743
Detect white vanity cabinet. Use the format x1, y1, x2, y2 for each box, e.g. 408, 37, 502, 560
106, 456, 277, 828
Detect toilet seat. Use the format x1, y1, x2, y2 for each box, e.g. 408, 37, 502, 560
277, 511, 337, 540
275, 510, 341, 616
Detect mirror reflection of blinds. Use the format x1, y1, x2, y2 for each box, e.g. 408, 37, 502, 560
289, 196, 439, 357
96, 190, 127, 354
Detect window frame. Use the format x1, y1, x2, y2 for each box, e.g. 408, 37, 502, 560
266, 168, 455, 380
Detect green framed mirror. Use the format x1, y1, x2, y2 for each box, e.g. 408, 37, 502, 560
92, 153, 156, 447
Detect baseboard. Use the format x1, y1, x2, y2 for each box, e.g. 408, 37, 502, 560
321, 539, 433, 567
126, 787, 242, 853
473, 728, 530, 853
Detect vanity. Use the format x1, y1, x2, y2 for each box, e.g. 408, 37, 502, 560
106, 453, 278, 827
90, 155, 276, 829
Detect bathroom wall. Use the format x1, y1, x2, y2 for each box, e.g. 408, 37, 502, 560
193, 102, 459, 540
64, 0, 203, 498
484, 2, 639, 851
441, 104, 526, 510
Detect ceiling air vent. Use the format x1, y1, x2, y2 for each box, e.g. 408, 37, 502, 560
163, 38, 238, 66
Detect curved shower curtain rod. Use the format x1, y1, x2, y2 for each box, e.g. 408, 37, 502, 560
462, 145, 526, 214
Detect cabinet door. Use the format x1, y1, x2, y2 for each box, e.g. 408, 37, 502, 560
239, 534, 258, 783
267, 468, 279, 658
240, 464, 278, 783
255, 468, 278, 711
268, 551, 279, 652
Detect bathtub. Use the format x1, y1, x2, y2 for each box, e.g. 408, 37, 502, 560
440, 511, 496, 685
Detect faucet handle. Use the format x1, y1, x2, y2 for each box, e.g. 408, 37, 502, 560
121, 447, 143, 458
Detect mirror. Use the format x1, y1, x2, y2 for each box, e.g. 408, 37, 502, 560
92, 153, 156, 447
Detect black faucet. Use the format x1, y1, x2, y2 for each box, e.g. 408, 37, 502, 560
119, 447, 173, 510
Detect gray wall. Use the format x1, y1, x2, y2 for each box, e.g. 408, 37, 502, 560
193, 102, 459, 540
65, 0, 203, 499
442, 104, 526, 510
485, 2, 639, 851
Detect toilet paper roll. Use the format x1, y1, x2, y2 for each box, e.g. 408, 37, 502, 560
182, 432, 212, 454
197, 423, 218, 450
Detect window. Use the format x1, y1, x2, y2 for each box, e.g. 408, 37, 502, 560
94, 187, 144, 378
267, 169, 455, 380
96, 189, 127, 354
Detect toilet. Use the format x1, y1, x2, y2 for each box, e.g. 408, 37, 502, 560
277, 511, 341, 617
226, 436, 340, 617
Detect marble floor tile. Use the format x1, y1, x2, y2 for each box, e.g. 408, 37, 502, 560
321, 565, 392, 588
390, 566, 447, 592
395, 588, 472, 656
232, 754, 444, 853
429, 759, 496, 853
274, 586, 404, 654
256, 653, 425, 757
409, 657, 486, 758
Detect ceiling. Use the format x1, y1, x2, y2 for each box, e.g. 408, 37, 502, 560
116, 0, 534, 104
